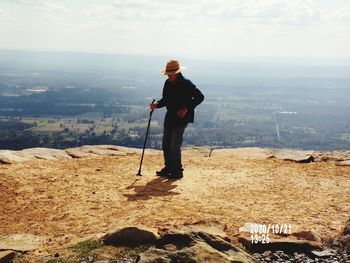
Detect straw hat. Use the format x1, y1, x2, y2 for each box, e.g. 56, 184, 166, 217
160, 59, 185, 75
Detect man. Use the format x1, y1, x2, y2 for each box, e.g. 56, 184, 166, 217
150, 59, 204, 179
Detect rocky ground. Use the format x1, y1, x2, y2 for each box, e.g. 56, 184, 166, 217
0, 145, 349, 262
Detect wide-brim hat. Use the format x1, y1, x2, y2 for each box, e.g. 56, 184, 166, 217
160, 59, 185, 75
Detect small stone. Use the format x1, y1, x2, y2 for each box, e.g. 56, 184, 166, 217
311, 249, 334, 258
54, 253, 59, 257
271, 252, 280, 260
280, 253, 290, 260
262, 250, 271, 257
163, 244, 177, 251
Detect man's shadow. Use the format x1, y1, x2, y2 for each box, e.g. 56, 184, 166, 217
124, 177, 180, 201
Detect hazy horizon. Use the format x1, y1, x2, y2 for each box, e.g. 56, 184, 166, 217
1, 47, 350, 66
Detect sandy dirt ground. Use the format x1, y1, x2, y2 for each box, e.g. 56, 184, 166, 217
0, 149, 349, 260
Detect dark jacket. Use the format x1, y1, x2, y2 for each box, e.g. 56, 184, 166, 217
156, 73, 204, 128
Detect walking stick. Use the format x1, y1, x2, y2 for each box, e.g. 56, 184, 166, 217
137, 99, 155, 176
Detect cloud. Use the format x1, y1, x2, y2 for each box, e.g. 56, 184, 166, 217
0, 0, 349, 58
80, 0, 324, 27
324, 6, 350, 23
0, 8, 17, 24
2, 0, 68, 13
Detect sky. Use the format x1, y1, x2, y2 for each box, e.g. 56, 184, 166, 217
0, 0, 349, 60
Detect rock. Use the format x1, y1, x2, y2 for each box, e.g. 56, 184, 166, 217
313, 151, 350, 162
269, 149, 314, 163
0, 234, 45, 252
262, 250, 272, 257
336, 160, 350, 166
334, 217, 350, 253
64, 147, 99, 158
182, 220, 229, 241
0, 251, 16, 263
292, 230, 322, 243
0, 150, 32, 164
21, 147, 72, 160
341, 217, 350, 236
238, 236, 323, 253
101, 226, 159, 247
137, 226, 258, 263
65, 145, 161, 158
311, 249, 334, 258
210, 147, 273, 160
0, 147, 72, 164
65, 145, 127, 158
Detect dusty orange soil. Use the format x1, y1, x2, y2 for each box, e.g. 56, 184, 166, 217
0, 149, 349, 258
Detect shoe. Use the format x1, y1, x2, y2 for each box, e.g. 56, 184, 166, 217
156, 167, 171, 177
168, 170, 183, 179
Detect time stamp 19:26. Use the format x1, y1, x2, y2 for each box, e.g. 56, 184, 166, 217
250, 224, 292, 244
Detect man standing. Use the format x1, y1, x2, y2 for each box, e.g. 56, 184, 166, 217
150, 59, 204, 179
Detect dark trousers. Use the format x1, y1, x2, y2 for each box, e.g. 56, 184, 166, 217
162, 124, 187, 172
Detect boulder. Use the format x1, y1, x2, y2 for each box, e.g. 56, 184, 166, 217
101, 226, 159, 247
137, 226, 257, 263
0, 234, 45, 252
269, 149, 314, 163
238, 236, 323, 253
0, 251, 16, 263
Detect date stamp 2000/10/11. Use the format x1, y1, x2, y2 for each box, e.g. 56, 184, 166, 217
250, 223, 292, 244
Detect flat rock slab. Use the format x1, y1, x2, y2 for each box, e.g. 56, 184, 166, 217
0, 251, 16, 263
21, 148, 72, 160
0, 150, 32, 164
65, 145, 161, 158
238, 236, 323, 253
65, 145, 127, 158
0, 234, 45, 252
210, 147, 273, 160
269, 149, 315, 163
0, 145, 163, 164
0, 148, 71, 164
337, 160, 350, 166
